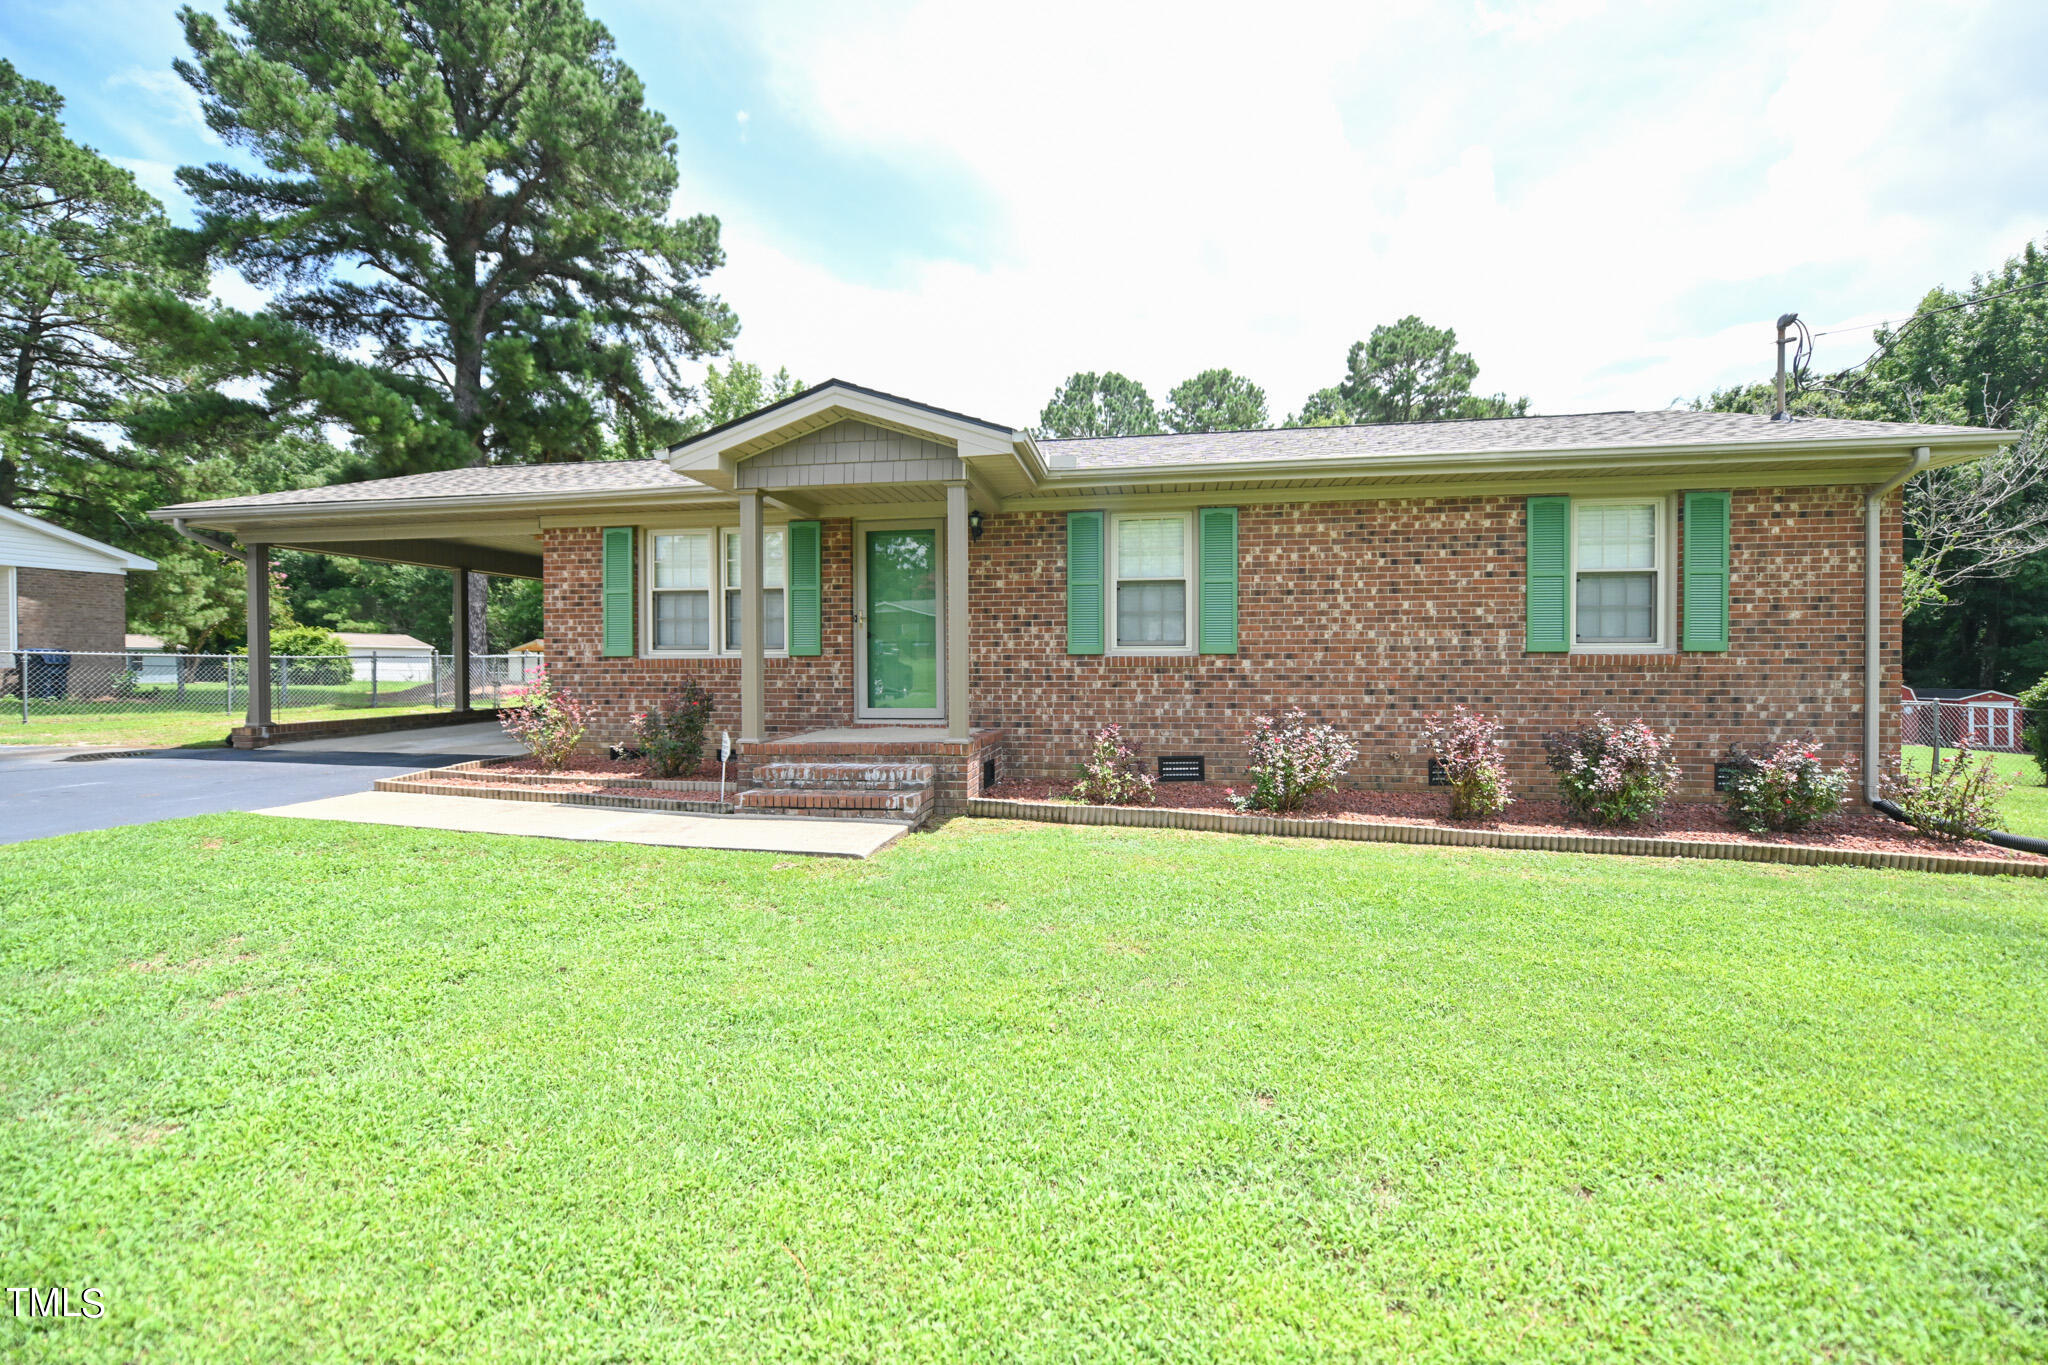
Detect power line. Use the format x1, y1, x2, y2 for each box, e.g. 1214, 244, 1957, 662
1798, 274, 2048, 399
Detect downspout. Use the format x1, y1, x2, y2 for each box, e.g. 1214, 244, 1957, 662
1865, 446, 1930, 802
170, 517, 246, 563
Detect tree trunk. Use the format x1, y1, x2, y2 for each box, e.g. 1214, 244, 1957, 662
468, 573, 489, 654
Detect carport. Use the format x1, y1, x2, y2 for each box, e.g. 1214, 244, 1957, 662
148, 461, 700, 744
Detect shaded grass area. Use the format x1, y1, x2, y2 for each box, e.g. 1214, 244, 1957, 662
1905, 743, 2048, 838
3, 816, 2047, 1361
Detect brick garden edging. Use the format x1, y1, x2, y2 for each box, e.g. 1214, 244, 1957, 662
965, 797, 2048, 879
374, 766, 733, 815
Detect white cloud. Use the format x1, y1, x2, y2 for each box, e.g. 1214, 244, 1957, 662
104, 66, 219, 147
682, 0, 2045, 424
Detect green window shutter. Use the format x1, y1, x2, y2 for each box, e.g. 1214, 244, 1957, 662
1066, 510, 1104, 655
785, 520, 822, 656
1681, 491, 1731, 652
1198, 507, 1239, 654
601, 526, 634, 657
1525, 496, 1570, 653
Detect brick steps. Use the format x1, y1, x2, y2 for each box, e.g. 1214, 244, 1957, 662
752, 760, 936, 790
738, 785, 931, 819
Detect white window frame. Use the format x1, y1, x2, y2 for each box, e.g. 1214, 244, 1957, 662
1107, 511, 1197, 656
643, 528, 717, 657
1568, 496, 1674, 655
640, 525, 791, 659
718, 526, 787, 656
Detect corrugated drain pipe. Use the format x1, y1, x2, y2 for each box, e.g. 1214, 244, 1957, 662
1866, 447, 1929, 804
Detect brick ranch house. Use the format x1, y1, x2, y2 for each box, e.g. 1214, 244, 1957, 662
2, 505, 156, 695
151, 380, 2006, 815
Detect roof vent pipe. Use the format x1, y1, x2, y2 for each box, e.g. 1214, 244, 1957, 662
1772, 313, 1801, 421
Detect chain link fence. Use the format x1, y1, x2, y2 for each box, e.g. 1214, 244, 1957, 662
0, 648, 541, 726
1901, 698, 2040, 757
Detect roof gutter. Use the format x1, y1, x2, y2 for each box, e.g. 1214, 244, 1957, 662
1865, 446, 1931, 802
170, 517, 245, 564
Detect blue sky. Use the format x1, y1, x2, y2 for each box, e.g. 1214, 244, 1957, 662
4, 0, 2045, 426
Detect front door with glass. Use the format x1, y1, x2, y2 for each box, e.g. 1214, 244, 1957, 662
857, 525, 942, 719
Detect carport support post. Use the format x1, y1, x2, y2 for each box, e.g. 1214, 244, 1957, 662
451, 568, 473, 713
945, 480, 970, 741
739, 490, 766, 743
243, 543, 272, 729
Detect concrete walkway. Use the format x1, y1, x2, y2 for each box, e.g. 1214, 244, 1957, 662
255, 790, 911, 858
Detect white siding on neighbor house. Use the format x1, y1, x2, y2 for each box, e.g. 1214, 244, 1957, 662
1, 565, 14, 662
0, 517, 133, 575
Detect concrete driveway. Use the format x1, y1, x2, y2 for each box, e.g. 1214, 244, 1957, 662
0, 722, 522, 846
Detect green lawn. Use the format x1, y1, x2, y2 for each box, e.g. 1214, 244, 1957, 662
4, 817, 2047, 1361
1905, 743, 2048, 838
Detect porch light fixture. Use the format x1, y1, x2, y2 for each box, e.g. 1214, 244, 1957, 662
968, 508, 984, 540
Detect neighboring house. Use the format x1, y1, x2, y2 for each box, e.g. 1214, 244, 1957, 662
333, 632, 436, 683
506, 638, 545, 682
1, 506, 156, 666
1900, 685, 2030, 752
151, 379, 2008, 809
124, 633, 180, 686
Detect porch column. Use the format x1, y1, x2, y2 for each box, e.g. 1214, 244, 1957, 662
243, 542, 272, 729
739, 490, 766, 742
945, 480, 970, 740
451, 567, 472, 712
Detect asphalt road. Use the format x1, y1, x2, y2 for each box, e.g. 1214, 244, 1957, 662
0, 722, 522, 846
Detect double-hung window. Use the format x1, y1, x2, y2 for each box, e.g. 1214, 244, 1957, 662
649, 531, 713, 651
1110, 513, 1193, 652
722, 528, 786, 653
1573, 499, 1667, 649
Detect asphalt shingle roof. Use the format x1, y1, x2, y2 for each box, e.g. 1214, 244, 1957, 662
1037, 409, 1992, 469
161, 459, 695, 513
160, 409, 2001, 516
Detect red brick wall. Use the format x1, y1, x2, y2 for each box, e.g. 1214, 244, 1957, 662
15, 568, 126, 653
542, 523, 856, 747
543, 487, 1900, 794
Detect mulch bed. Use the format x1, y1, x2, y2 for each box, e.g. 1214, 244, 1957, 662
982, 780, 2044, 862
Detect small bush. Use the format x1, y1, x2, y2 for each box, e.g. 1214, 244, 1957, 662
1720, 737, 1849, 833
1422, 706, 1513, 819
239, 624, 354, 684
1543, 713, 1682, 826
632, 682, 715, 779
1883, 744, 2011, 840
1228, 708, 1359, 814
2019, 674, 2048, 784
1071, 723, 1155, 805
498, 665, 587, 771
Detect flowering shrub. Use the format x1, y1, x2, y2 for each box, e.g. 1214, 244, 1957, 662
632, 682, 715, 779
498, 664, 586, 771
1228, 708, 1359, 814
1421, 706, 1514, 819
1883, 744, 2011, 841
1071, 723, 1156, 805
1720, 737, 1849, 833
1543, 713, 1682, 826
